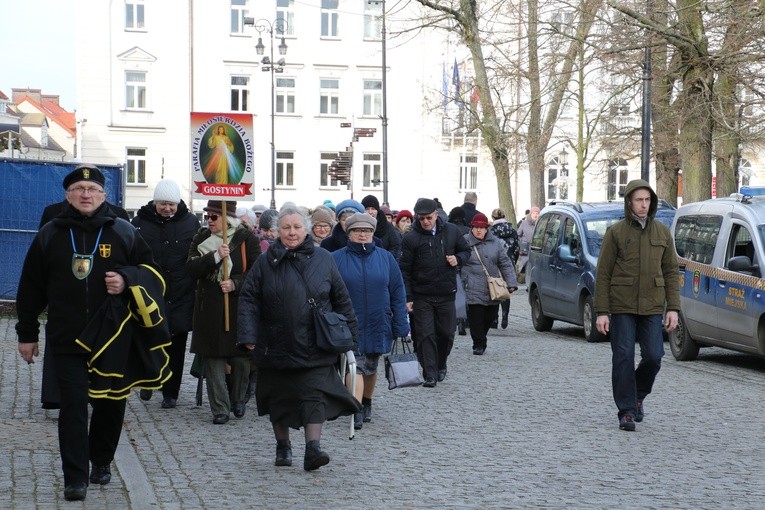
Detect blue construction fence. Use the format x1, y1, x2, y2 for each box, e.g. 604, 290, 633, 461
0, 159, 124, 300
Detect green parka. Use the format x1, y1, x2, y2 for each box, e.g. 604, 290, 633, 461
594, 179, 681, 316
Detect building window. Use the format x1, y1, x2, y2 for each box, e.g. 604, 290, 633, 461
363, 79, 382, 117
363, 153, 382, 188
125, 71, 147, 109
460, 155, 478, 190
230, 76, 249, 112
607, 158, 628, 200
547, 155, 569, 200
276, 0, 295, 36
276, 151, 294, 186
320, 79, 340, 115
320, 152, 337, 187
276, 77, 296, 113
739, 158, 752, 188
231, 0, 248, 34
321, 0, 339, 37
125, 0, 145, 30
364, 1, 382, 39
126, 148, 146, 184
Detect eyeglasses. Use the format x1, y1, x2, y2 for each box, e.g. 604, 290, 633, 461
204, 214, 219, 221
67, 186, 104, 195
313, 224, 331, 230
349, 228, 374, 234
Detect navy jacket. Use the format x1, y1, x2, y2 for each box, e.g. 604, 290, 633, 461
332, 241, 409, 355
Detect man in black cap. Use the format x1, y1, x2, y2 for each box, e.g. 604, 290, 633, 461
16, 163, 162, 501
39, 163, 129, 228
399, 198, 471, 386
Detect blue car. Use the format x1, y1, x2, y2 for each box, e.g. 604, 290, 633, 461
527, 200, 676, 342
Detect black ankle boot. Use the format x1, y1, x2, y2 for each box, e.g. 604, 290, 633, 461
458, 320, 467, 336
275, 440, 292, 466
501, 314, 509, 329
304, 440, 330, 471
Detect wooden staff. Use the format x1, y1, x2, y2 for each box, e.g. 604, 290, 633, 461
222, 201, 230, 332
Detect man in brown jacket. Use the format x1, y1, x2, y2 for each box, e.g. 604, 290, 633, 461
594, 179, 680, 431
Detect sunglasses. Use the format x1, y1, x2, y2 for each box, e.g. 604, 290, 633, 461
204, 214, 219, 221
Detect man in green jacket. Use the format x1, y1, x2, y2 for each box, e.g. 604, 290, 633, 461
594, 179, 680, 431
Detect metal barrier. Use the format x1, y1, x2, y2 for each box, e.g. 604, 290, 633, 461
0, 159, 123, 300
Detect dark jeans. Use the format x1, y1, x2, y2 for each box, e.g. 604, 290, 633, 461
413, 296, 456, 380
162, 332, 189, 401
54, 353, 127, 485
467, 304, 499, 350
610, 313, 664, 418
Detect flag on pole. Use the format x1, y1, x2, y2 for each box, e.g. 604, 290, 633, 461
452, 58, 461, 102
442, 61, 449, 114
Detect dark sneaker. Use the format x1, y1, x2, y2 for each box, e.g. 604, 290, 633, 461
437, 368, 447, 382
161, 398, 177, 409
64, 483, 87, 501
354, 412, 363, 430
90, 463, 111, 485
619, 414, 636, 431
139, 389, 152, 401
422, 377, 437, 388
636, 400, 644, 422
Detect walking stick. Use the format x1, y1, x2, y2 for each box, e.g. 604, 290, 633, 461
222, 202, 230, 331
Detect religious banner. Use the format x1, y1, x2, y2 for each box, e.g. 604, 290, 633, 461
190, 112, 254, 200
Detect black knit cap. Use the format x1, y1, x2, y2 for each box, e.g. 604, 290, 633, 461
361, 194, 380, 210
63, 163, 106, 190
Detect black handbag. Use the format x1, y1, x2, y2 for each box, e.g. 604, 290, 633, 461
291, 260, 354, 354
384, 337, 423, 389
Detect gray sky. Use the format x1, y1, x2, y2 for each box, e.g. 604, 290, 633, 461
0, 0, 76, 110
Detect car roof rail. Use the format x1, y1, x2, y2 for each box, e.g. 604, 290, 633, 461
547, 200, 583, 213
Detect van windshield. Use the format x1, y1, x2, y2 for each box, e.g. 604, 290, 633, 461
584, 218, 623, 256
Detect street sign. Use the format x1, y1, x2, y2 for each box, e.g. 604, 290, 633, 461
340, 122, 352, 128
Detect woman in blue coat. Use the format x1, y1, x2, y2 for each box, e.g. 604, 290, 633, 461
332, 213, 409, 430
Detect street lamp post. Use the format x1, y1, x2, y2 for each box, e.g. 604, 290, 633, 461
559, 147, 569, 200
244, 17, 288, 211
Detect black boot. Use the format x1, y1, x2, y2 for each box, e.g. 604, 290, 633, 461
501, 313, 509, 329
304, 440, 330, 471
354, 412, 363, 430
244, 370, 257, 404
458, 319, 467, 336
362, 400, 372, 423
275, 440, 292, 466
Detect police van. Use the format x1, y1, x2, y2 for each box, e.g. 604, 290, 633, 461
670, 186, 765, 361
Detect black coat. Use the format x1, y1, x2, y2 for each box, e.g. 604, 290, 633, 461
399, 217, 471, 301
371, 208, 403, 260
132, 200, 200, 334
16, 203, 155, 354
237, 235, 358, 370
187, 225, 261, 357
461, 202, 483, 225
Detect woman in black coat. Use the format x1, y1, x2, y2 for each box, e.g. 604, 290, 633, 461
238, 206, 360, 471
131, 181, 200, 408
187, 201, 260, 424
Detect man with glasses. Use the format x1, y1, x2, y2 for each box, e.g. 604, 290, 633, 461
16, 164, 160, 501
399, 198, 471, 387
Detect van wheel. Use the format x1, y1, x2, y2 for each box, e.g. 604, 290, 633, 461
583, 295, 607, 343
669, 312, 699, 361
530, 288, 553, 331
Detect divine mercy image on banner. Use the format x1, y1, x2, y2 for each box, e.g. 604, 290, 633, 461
190, 112, 254, 200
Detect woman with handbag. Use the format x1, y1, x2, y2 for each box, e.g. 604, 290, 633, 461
186, 200, 261, 424
461, 213, 518, 355
332, 213, 409, 430
237, 206, 360, 471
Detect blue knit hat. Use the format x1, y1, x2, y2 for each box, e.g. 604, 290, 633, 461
323, 199, 336, 211
334, 199, 364, 216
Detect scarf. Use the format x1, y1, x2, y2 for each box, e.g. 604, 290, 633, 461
197, 217, 243, 281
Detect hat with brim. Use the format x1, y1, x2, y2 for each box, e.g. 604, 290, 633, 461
204, 200, 238, 218
414, 198, 438, 215
345, 213, 377, 232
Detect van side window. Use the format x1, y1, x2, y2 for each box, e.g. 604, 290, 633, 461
563, 217, 582, 257
673, 215, 722, 265
530, 214, 550, 252
540, 214, 562, 256
727, 224, 757, 268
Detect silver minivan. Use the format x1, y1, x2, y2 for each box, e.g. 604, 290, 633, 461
670, 187, 765, 360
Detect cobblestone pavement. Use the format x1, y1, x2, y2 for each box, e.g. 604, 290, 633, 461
2, 295, 765, 509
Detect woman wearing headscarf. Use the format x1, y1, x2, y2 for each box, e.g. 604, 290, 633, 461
186, 200, 260, 424
238, 206, 360, 471
461, 213, 518, 355
309, 205, 335, 246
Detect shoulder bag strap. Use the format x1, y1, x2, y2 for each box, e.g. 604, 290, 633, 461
472, 245, 492, 279
288, 258, 318, 310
